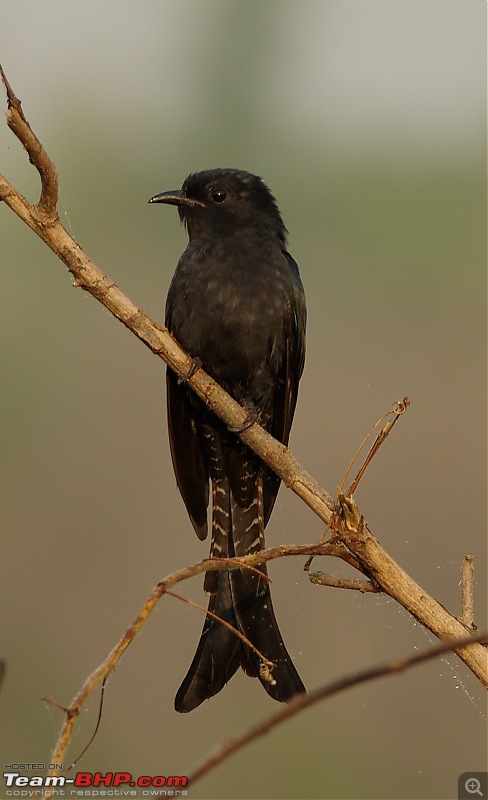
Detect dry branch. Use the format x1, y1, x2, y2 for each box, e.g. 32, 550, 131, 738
186, 631, 487, 787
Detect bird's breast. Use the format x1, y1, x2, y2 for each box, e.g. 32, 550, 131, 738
166, 237, 292, 402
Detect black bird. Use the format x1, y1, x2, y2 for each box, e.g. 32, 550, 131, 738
150, 168, 306, 712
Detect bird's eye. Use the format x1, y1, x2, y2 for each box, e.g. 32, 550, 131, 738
210, 188, 227, 203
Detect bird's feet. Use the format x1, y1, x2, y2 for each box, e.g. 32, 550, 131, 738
178, 357, 202, 385
229, 402, 260, 434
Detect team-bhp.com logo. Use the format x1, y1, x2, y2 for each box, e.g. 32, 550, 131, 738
3, 771, 188, 796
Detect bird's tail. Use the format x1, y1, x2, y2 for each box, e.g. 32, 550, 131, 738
174, 455, 305, 713
174, 566, 306, 713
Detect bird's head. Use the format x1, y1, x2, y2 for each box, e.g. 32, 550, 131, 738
149, 168, 287, 243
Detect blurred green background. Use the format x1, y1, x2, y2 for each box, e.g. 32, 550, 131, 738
1, 2, 486, 799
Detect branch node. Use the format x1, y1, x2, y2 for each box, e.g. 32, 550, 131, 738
42, 695, 71, 715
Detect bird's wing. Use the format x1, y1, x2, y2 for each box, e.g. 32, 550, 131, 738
263, 251, 306, 524
166, 368, 209, 540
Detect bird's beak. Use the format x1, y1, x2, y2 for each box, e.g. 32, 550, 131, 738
148, 190, 204, 208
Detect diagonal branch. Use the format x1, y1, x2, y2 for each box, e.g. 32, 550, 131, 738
186, 631, 488, 788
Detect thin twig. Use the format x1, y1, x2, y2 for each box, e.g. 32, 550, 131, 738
185, 631, 487, 788
305, 397, 411, 571
460, 554, 476, 630
309, 572, 378, 592
346, 397, 410, 496
164, 588, 275, 670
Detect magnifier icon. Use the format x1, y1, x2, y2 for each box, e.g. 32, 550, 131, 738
465, 778, 483, 796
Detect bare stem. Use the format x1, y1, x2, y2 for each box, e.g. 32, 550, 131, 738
460, 554, 476, 630
186, 632, 487, 788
